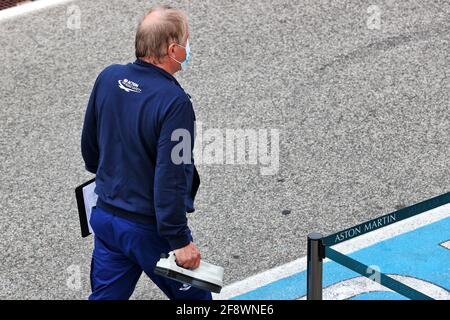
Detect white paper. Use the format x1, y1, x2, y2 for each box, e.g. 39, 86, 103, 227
82, 181, 98, 234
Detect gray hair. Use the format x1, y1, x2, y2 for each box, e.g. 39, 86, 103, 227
135, 5, 188, 62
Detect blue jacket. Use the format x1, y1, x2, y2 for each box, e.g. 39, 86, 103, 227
81, 59, 199, 250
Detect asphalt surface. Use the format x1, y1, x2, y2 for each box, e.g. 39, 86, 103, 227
0, 0, 449, 299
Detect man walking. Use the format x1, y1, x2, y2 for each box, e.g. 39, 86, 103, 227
81, 5, 211, 300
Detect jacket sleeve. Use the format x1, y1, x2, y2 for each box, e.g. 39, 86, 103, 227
81, 75, 101, 174
154, 99, 195, 250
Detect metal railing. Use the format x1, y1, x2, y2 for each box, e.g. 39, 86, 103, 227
306, 191, 450, 300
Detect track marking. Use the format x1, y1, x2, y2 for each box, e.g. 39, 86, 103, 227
441, 240, 450, 250
214, 203, 450, 300
297, 275, 450, 300
0, 0, 75, 21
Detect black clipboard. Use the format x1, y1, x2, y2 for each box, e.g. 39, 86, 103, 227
75, 178, 97, 237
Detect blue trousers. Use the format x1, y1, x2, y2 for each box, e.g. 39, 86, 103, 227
88, 206, 212, 300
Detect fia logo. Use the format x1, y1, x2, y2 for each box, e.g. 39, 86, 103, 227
118, 79, 142, 93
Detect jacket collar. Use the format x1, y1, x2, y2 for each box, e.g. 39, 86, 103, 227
133, 59, 181, 87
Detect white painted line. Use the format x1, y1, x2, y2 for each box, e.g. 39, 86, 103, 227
0, 0, 76, 22
214, 257, 307, 300
214, 203, 450, 300
441, 240, 450, 250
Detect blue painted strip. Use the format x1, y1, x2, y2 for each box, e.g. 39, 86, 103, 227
351, 291, 407, 300
325, 247, 433, 300
232, 216, 450, 300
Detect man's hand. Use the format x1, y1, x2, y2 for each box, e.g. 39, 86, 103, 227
174, 242, 201, 270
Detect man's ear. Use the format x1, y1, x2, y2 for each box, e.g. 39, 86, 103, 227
167, 43, 177, 58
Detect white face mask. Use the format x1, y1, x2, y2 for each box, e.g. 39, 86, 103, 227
170, 40, 191, 71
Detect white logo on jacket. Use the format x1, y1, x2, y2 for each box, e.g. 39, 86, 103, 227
118, 79, 142, 93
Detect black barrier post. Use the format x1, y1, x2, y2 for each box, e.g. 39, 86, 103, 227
307, 232, 324, 300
